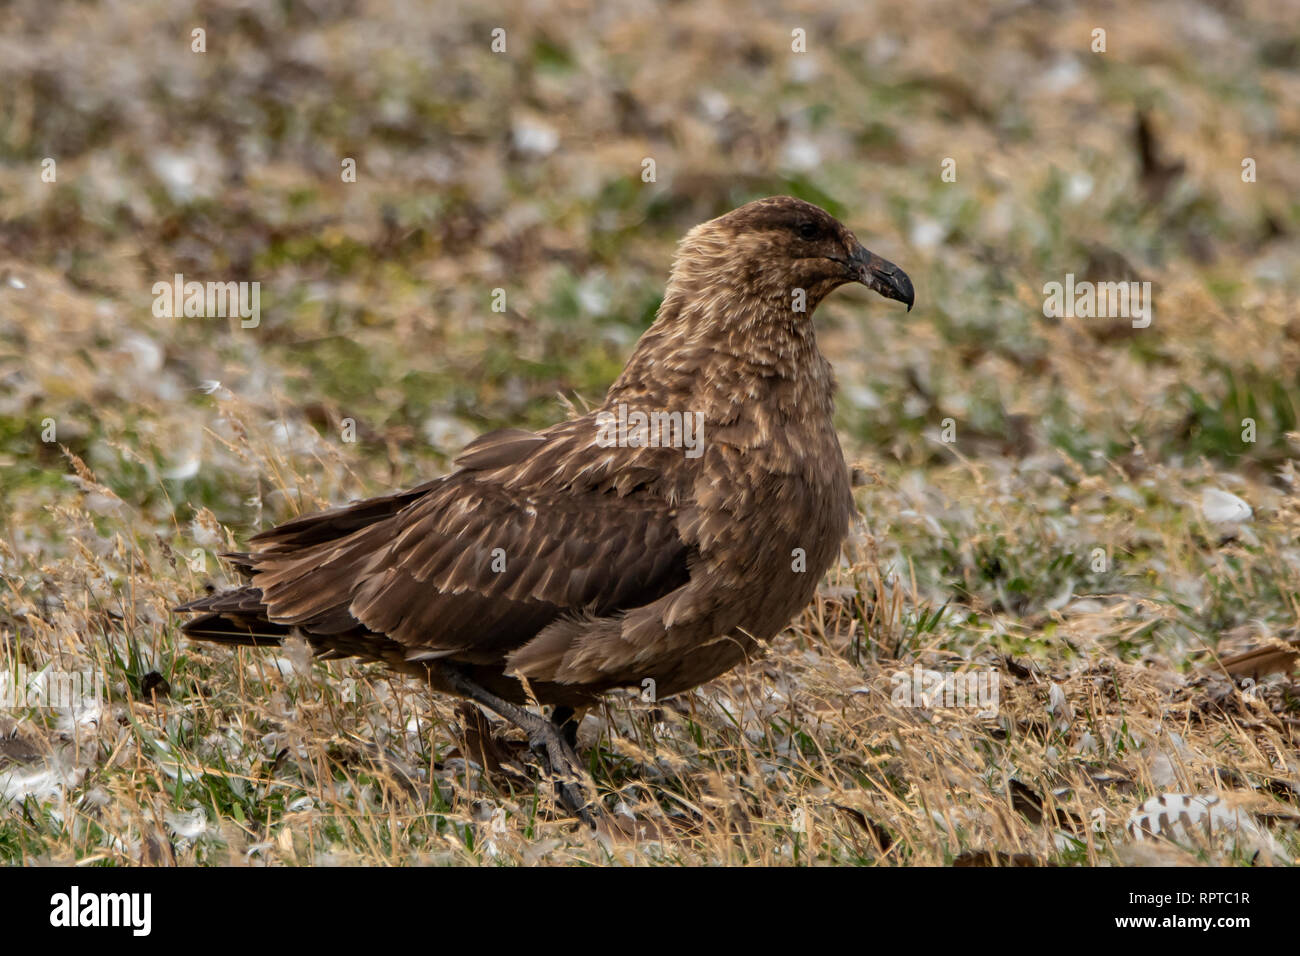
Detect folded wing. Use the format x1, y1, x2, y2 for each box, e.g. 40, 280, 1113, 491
183, 425, 693, 668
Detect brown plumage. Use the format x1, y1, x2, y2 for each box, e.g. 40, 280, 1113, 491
176, 196, 913, 817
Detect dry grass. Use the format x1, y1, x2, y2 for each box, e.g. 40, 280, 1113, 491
2, 0, 1299, 865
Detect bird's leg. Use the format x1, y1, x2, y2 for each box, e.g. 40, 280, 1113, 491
440, 668, 595, 828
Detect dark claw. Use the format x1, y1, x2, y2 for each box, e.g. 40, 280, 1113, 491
531, 731, 596, 828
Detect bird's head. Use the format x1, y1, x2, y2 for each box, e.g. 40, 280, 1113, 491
671, 196, 914, 314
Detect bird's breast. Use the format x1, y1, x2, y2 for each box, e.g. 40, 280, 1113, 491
688, 407, 854, 641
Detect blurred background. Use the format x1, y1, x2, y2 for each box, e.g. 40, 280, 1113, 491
2, 0, 1297, 491
1, 0, 1299, 864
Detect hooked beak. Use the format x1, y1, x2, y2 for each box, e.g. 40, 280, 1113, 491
848, 244, 914, 312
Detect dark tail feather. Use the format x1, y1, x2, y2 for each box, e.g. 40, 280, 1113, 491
175, 586, 289, 647
177, 586, 415, 670
217, 551, 257, 578
179, 612, 290, 647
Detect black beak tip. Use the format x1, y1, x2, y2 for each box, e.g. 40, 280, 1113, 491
888, 269, 915, 312
853, 247, 914, 312
894, 274, 915, 312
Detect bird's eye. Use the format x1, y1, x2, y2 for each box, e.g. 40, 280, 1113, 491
797, 221, 820, 241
